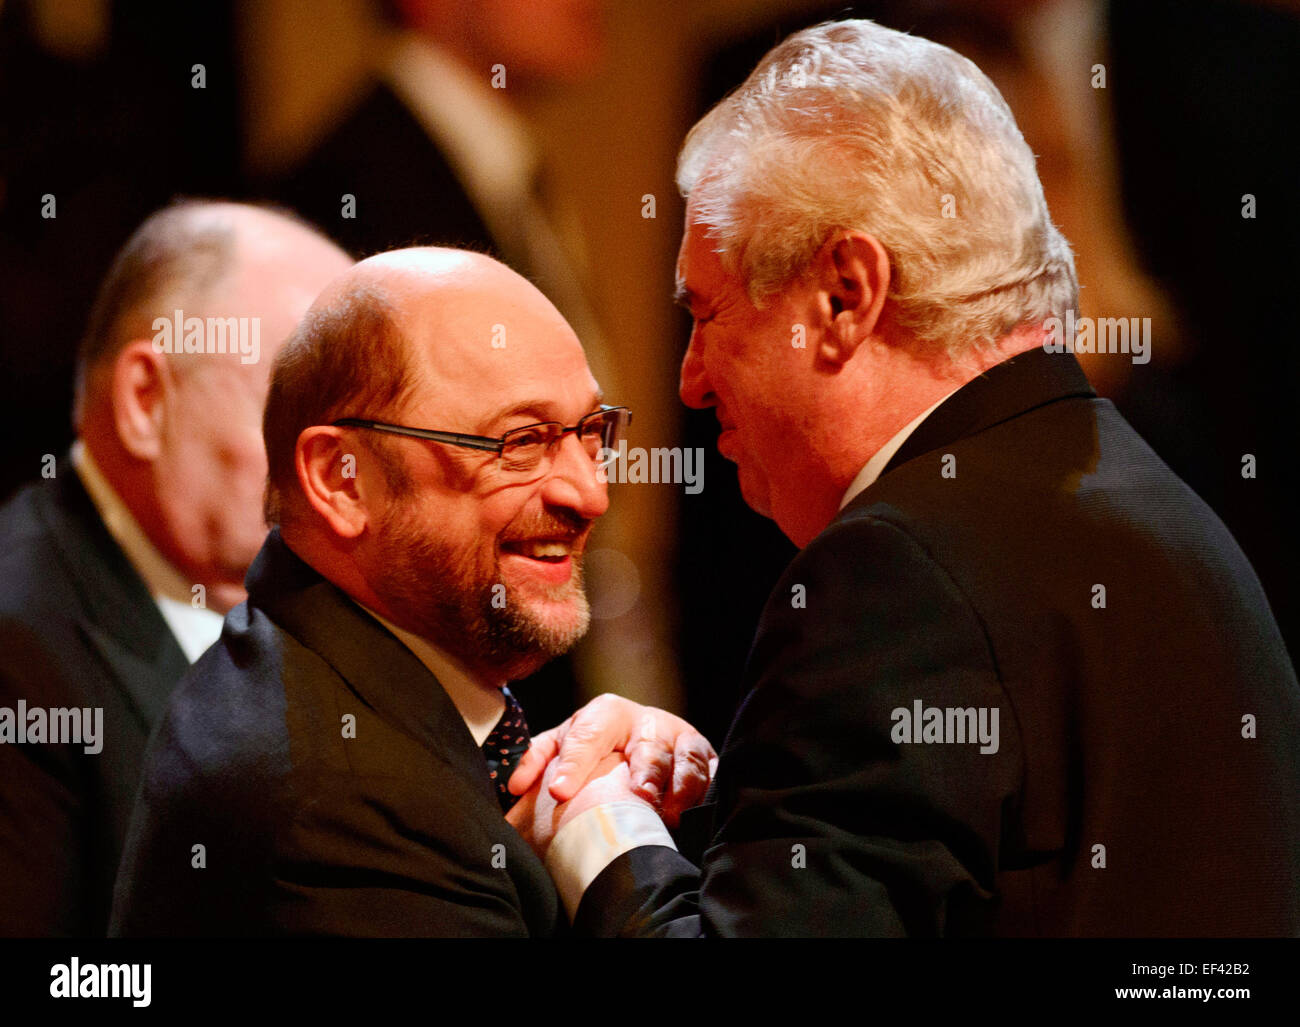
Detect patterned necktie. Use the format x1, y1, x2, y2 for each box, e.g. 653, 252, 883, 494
482, 688, 531, 812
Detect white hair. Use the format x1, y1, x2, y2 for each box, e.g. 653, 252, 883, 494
677, 19, 1078, 361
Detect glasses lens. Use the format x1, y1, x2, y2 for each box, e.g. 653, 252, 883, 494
580, 408, 627, 456
500, 423, 562, 471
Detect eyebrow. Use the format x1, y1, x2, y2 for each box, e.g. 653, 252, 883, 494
673, 282, 695, 310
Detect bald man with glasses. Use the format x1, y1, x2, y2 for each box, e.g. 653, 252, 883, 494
110, 248, 711, 937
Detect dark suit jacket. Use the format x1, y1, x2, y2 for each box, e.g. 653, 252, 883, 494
576, 349, 1300, 937
0, 462, 188, 936
269, 83, 497, 260
110, 529, 564, 937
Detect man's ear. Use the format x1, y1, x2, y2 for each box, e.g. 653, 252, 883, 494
110, 340, 172, 461
813, 231, 891, 367
295, 426, 375, 540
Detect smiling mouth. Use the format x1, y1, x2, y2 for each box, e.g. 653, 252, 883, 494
500, 538, 579, 562
498, 537, 584, 588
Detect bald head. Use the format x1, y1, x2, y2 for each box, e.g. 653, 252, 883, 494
264, 246, 595, 525
75, 200, 347, 424
75, 200, 351, 612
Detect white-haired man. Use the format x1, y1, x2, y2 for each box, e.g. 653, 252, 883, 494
510, 19, 1300, 936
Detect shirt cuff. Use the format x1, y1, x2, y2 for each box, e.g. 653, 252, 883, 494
545, 802, 677, 920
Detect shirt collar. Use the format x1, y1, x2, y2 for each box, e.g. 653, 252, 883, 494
72, 439, 198, 606
71, 439, 223, 662
839, 388, 959, 511
381, 33, 539, 215
357, 602, 506, 747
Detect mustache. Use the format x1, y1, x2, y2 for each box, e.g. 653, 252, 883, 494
498, 508, 592, 545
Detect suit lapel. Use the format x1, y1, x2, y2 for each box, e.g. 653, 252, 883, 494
245, 530, 500, 810
38, 462, 188, 731
877, 348, 1096, 486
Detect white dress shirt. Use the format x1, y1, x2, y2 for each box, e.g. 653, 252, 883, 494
839, 389, 959, 511
71, 441, 224, 663
357, 604, 505, 747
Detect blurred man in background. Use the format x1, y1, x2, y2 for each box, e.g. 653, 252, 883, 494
0, 200, 351, 935
278, 0, 607, 359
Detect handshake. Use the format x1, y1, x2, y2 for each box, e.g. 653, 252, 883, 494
505, 694, 717, 855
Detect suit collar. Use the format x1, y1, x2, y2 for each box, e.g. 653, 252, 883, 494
71, 441, 206, 606
38, 456, 189, 728
383, 34, 538, 212
873, 347, 1095, 486
358, 604, 506, 747
245, 529, 500, 808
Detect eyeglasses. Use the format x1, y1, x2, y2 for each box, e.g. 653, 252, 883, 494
332, 405, 631, 474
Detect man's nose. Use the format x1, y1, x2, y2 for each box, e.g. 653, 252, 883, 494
540, 431, 610, 520
679, 328, 715, 410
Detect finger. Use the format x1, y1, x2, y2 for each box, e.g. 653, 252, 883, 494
504, 782, 537, 837
547, 696, 634, 801
673, 732, 715, 802
627, 712, 673, 807
661, 732, 715, 826
508, 724, 563, 796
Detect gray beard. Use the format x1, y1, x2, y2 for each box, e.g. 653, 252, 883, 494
372, 502, 591, 681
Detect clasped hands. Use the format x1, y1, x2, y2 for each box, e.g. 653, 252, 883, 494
505, 693, 716, 858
